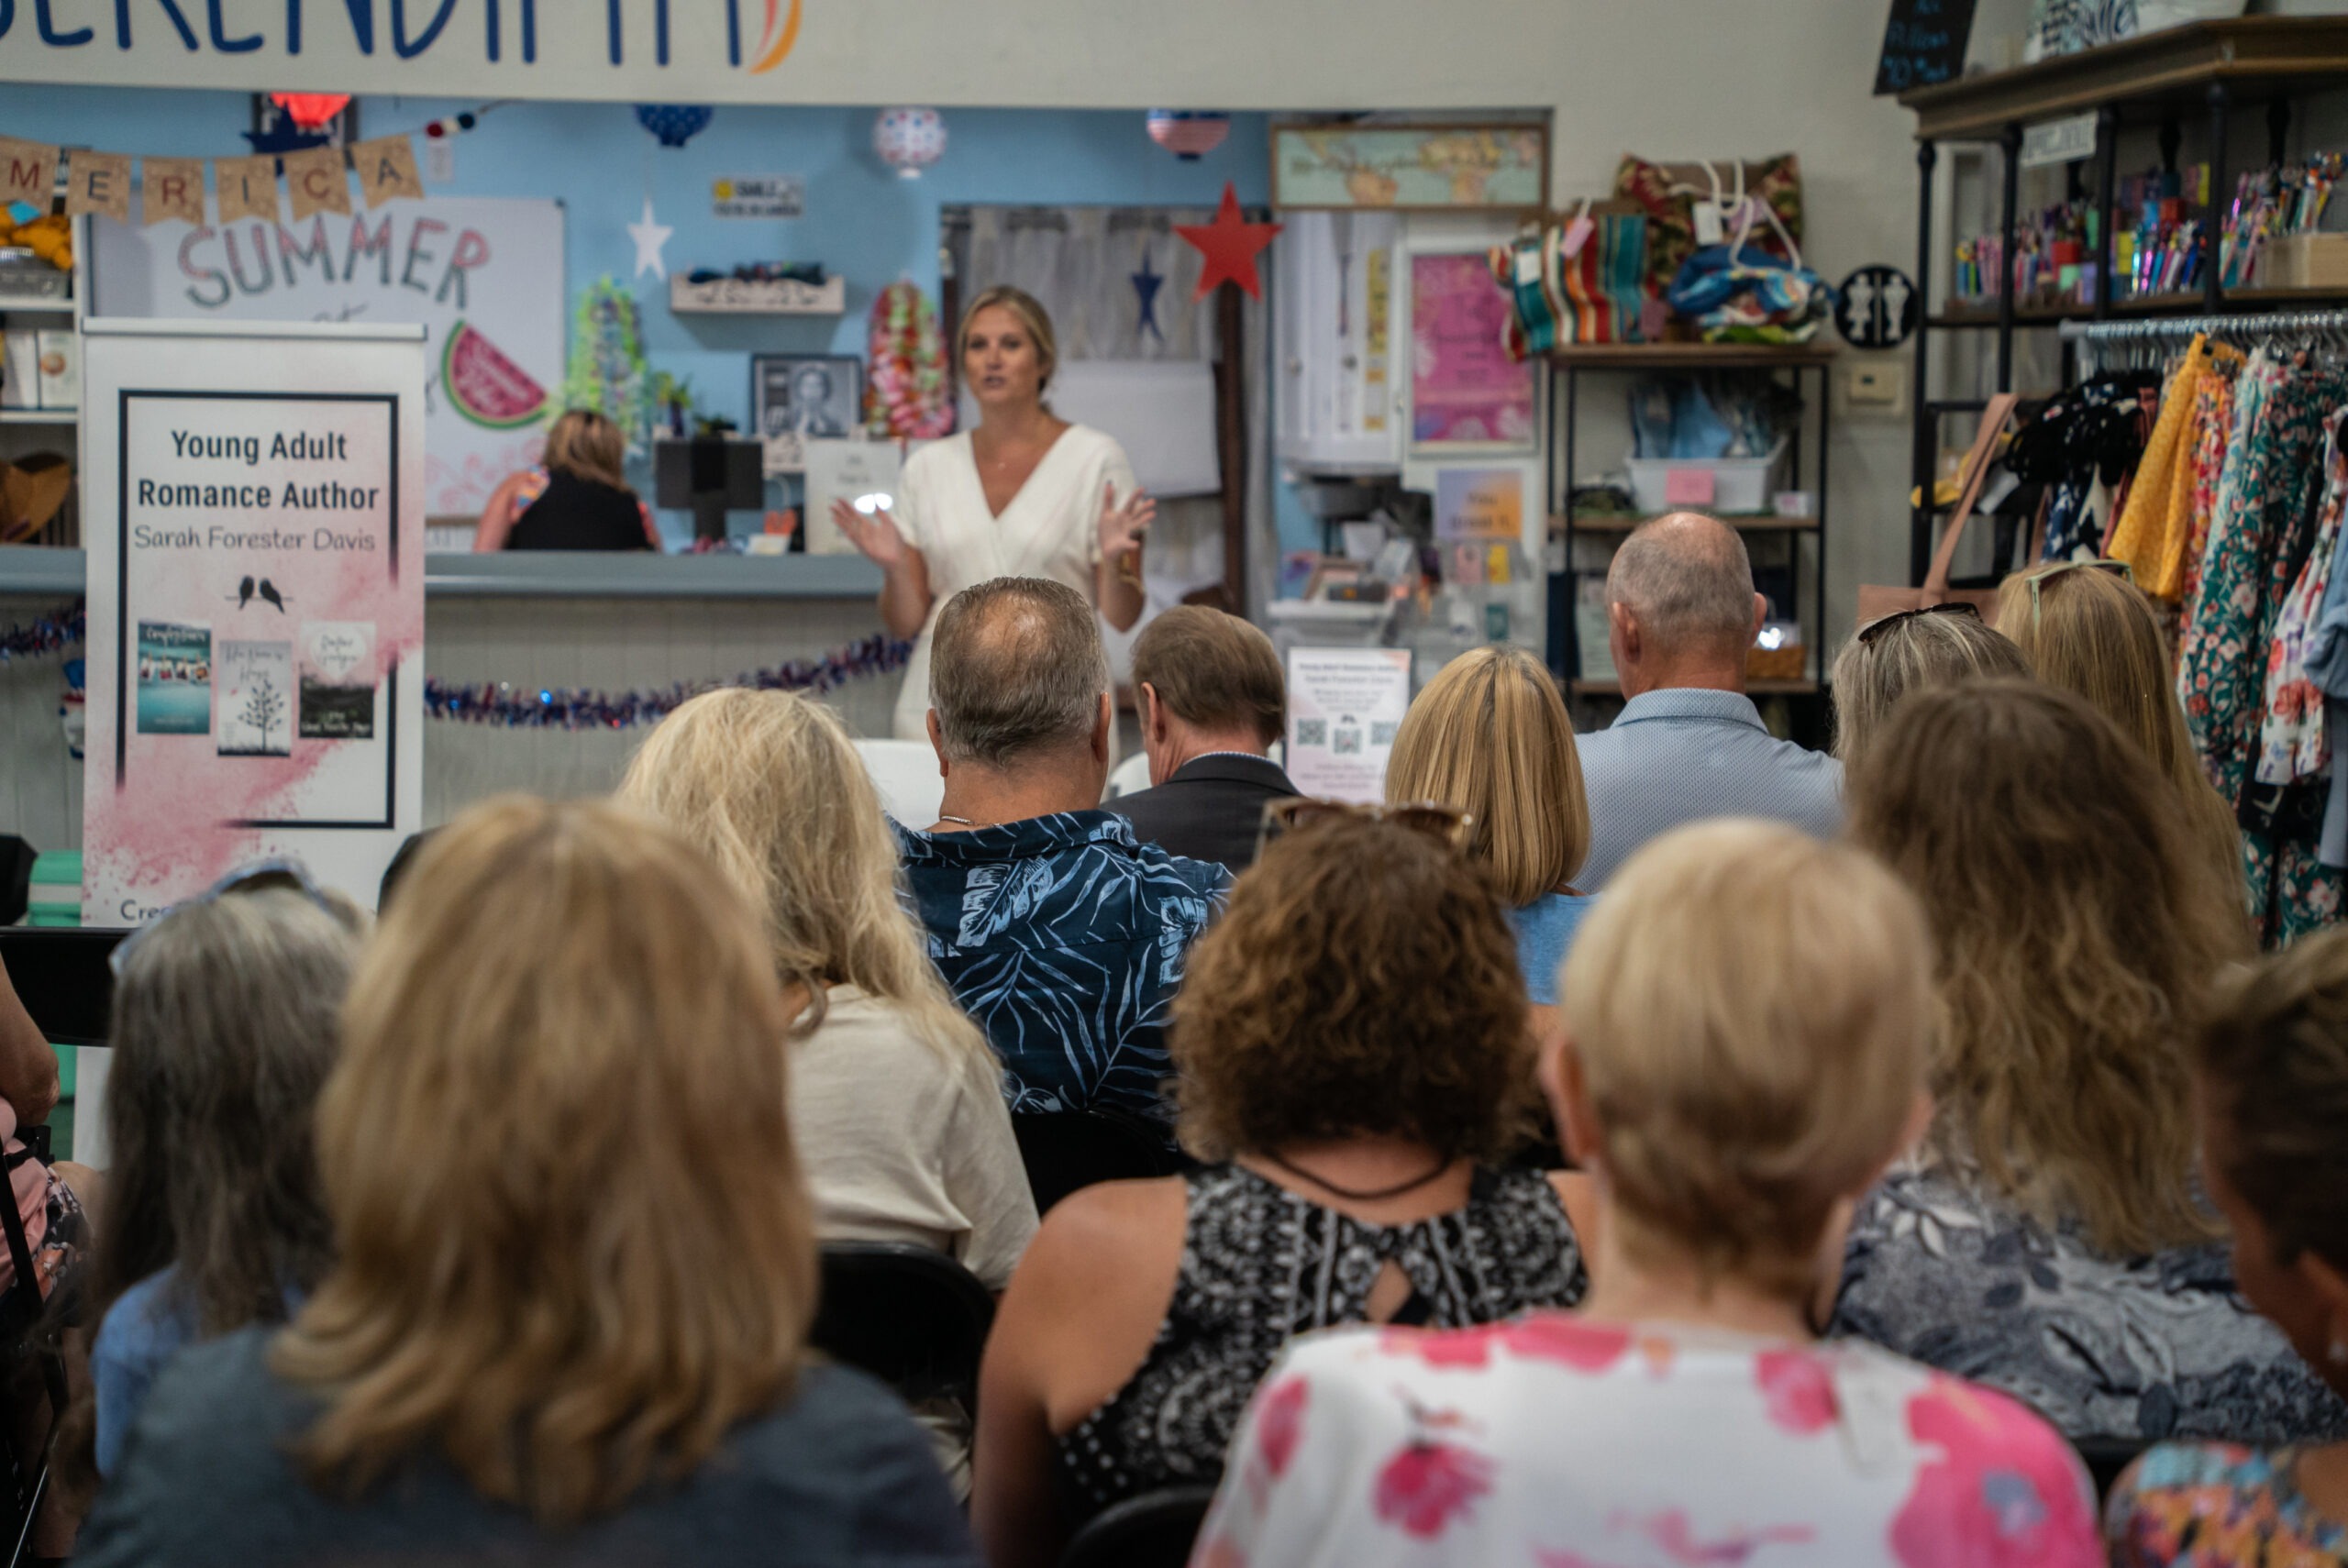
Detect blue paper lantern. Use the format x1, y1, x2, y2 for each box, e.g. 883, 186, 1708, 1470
635, 104, 714, 149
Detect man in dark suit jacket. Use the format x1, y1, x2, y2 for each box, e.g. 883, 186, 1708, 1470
1110, 605, 1299, 873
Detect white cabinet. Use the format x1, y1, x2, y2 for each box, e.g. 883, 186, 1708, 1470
1275, 211, 1401, 472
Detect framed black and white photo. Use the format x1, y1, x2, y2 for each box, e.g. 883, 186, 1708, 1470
751, 354, 863, 473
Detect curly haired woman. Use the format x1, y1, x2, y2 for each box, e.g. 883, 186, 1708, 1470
969, 811, 1593, 1568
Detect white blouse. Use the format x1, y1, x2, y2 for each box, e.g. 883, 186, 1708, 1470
889, 424, 1138, 740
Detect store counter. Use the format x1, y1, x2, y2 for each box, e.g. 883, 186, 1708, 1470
0, 548, 901, 849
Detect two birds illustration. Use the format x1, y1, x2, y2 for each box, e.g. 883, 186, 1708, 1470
228, 576, 291, 613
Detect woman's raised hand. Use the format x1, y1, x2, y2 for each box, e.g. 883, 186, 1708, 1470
831, 499, 910, 571
1098, 481, 1157, 562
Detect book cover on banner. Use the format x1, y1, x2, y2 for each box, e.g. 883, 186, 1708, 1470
216, 640, 294, 756
299, 622, 377, 741
135, 621, 212, 734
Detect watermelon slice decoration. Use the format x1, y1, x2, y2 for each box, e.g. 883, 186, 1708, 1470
443, 321, 549, 430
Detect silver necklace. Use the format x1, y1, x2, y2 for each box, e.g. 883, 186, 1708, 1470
936, 813, 979, 826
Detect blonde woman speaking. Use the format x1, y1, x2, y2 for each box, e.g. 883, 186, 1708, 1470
830, 286, 1156, 741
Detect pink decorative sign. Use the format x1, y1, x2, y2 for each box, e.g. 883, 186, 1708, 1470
1411, 252, 1535, 449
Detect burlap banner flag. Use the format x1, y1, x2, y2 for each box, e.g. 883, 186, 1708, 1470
352, 136, 423, 209
0, 138, 58, 211
140, 158, 206, 226
215, 156, 281, 225
282, 145, 351, 220
64, 149, 132, 223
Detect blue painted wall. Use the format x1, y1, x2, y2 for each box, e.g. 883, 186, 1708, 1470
1, 87, 1304, 543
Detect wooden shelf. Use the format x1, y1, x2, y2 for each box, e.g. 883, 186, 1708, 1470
1899, 17, 2348, 140
1571, 678, 1821, 698
1545, 341, 1835, 370
670, 275, 845, 315
0, 297, 72, 314
1557, 513, 1819, 534
1930, 286, 2348, 329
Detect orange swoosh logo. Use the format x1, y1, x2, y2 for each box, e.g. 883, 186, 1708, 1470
750, 0, 802, 71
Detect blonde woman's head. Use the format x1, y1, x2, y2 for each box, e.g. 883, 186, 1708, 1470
540, 409, 629, 491
1556, 820, 1931, 1299
1832, 607, 2032, 765
274, 795, 816, 1524
1847, 679, 2246, 1256
1385, 646, 1589, 907
959, 285, 1058, 407
619, 687, 984, 1058
1998, 562, 2245, 902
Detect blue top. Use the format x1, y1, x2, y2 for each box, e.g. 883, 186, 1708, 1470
1573, 689, 1844, 891
1508, 892, 1597, 1004
94, 1265, 308, 1479
74, 1327, 978, 1568
92, 1266, 197, 1479
897, 811, 1228, 1123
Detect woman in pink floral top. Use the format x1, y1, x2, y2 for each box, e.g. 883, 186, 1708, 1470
1193, 822, 2101, 1568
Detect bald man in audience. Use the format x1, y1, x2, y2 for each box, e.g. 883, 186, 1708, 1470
1572, 513, 1841, 889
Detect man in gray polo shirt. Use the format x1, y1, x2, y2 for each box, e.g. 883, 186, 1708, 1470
1574, 513, 1842, 889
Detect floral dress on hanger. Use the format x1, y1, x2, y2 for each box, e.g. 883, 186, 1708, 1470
2257, 408, 2348, 788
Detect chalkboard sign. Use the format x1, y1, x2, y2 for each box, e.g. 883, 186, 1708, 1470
1875, 0, 1977, 95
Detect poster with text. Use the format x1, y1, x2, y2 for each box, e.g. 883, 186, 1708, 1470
81, 321, 426, 925
1410, 252, 1534, 451
89, 198, 564, 520
1285, 646, 1412, 803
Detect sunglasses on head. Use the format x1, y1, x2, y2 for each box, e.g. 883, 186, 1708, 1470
1855, 601, 1982, 646
108, 857, 338, 977
1257, 798, 1475, 859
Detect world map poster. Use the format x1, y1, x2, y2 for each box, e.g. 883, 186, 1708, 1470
1272, 126, 1547, 211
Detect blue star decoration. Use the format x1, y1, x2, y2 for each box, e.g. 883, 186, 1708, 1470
1132, 248, 1165, 343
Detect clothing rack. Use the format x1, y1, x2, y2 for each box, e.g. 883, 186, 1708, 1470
2057, 308, 2348, 371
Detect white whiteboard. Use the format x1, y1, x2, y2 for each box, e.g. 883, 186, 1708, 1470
91, 197, 566, 521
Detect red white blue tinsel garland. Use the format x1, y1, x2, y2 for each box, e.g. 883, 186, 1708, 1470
0, 602, 84, 662
426, 634, 911, 731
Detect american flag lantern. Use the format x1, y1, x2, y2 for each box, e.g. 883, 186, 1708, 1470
269, 92, 352, 130
873, 107, 947, 180
1146, 110, 1231, 161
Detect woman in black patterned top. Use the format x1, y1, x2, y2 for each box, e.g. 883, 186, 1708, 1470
971, 811, 1593, 1568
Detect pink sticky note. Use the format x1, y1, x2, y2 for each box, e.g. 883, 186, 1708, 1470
1665, 467, 1717, 507
1559, 214, 1594, 259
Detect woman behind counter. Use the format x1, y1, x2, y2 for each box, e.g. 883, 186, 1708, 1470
830, 285, 1157, 740
472, 409, 661, 553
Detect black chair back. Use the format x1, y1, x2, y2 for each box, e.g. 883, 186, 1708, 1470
0, 928, 128, 1046
809, 1242, 994, 1409
1058, 1485, 1216, 1568
2073, 1436, 2148, 1502
1013, 1109, 1188, 1216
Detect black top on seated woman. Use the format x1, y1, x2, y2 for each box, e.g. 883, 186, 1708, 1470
473, 409, 660, 553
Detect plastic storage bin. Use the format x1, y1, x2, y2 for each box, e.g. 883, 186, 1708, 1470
1624, 438, 1789, 516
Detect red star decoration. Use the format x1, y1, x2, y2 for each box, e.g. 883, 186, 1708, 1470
1176, 182, 1282, 302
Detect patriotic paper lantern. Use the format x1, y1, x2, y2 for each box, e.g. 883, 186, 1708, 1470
874, 107, 947, 180
1146, 110, 1231, 161
269, 92, 352, 130
635, 104, 714, 149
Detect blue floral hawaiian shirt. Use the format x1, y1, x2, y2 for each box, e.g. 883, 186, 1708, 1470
897, 811, 1228, 1123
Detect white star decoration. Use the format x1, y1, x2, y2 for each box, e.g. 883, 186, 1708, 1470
628, 197, 673, 281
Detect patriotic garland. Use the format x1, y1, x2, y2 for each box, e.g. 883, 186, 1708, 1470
426, 634, 911, 730
0, 602, 83, 663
